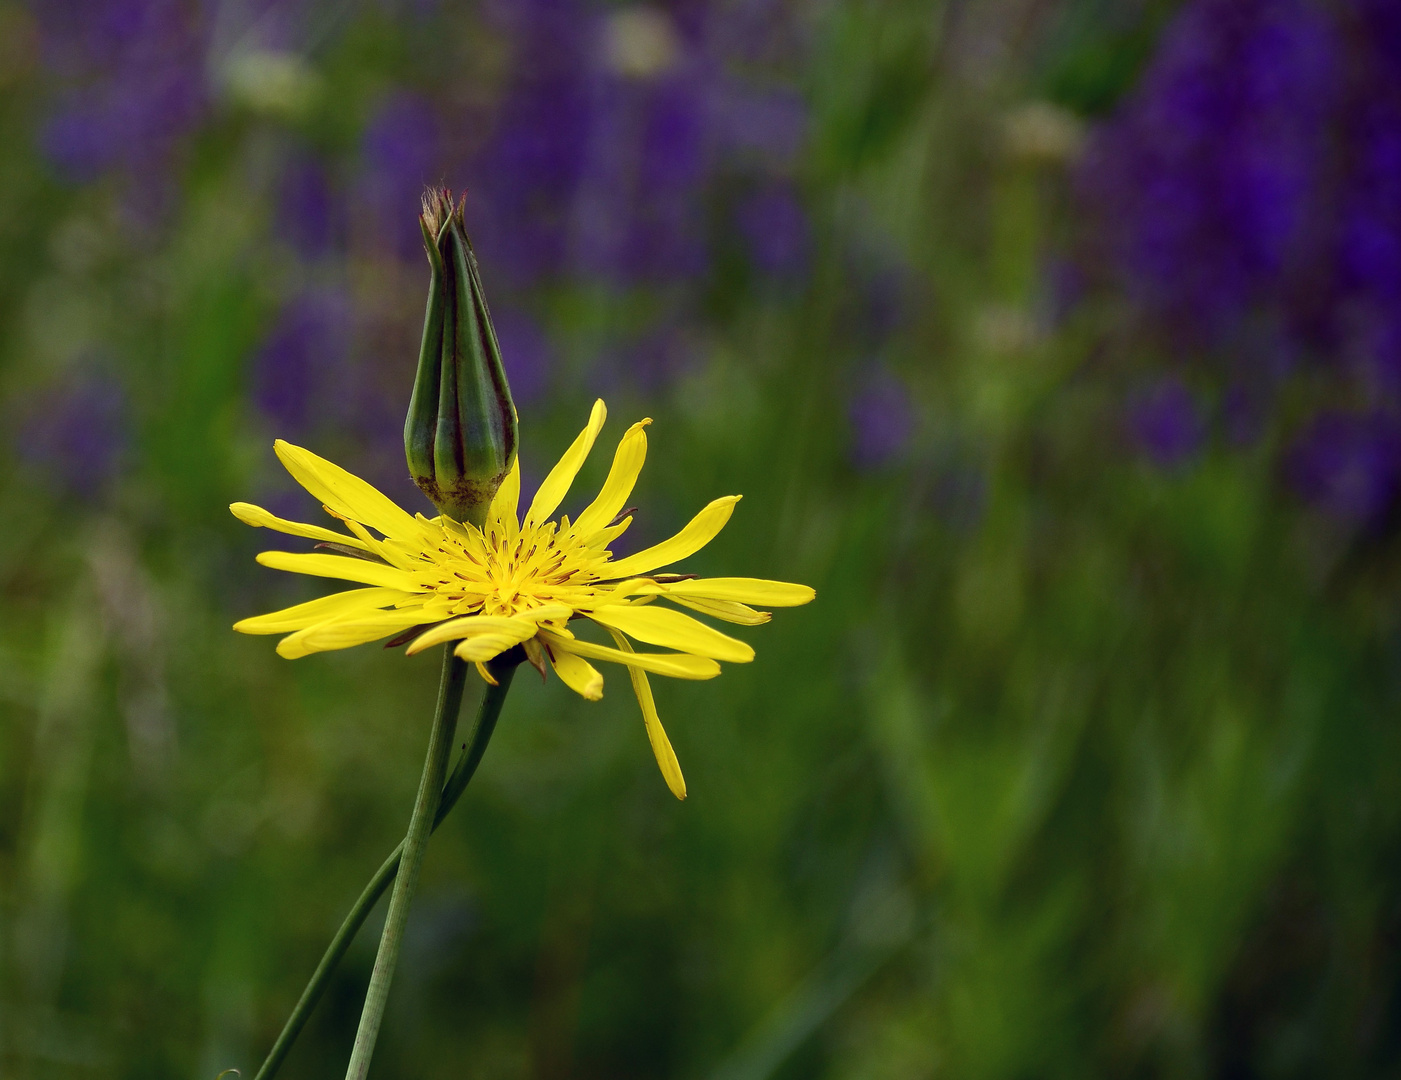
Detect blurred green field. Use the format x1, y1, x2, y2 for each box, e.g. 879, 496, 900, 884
4, 1, 1401, 1077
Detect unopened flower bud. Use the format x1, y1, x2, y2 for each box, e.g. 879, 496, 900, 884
405, 188, 518, 526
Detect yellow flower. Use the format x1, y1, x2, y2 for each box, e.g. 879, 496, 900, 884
231, 399, 814, 798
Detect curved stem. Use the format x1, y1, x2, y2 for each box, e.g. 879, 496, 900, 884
252, 659, 516, 1080
433, 663, 514, 829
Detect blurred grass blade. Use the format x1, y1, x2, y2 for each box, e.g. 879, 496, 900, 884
708, 885, 914, 1080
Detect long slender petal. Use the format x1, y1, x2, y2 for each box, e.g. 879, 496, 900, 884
325, 511, 427, 572
230, 503, 371, 550
602, 496, 741, 579
585, 604, 754, 662
549, 647, 604, 700
571, 420, 649, 536
255, 551, 419, 590
605, 629, 686, 800
666, 594, 772, 626
234, 587, 418, 635
276, 607, 437, 658
625, 576, 816, 607
455, 632, 534, 662
405, 604, 571, 655
488, 456, 521, 532
538, 630, 720, 680
523, 399, 607, 527
274, 441, 421, 541
581, 517, 632, 551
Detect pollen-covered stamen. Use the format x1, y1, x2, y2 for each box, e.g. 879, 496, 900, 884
395, 508, 619, 622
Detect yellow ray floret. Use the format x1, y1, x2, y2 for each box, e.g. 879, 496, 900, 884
230, 399, 815, 798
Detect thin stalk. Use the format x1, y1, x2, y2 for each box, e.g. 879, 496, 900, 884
343, 646, 466, 1079
251, 661, 514, 1080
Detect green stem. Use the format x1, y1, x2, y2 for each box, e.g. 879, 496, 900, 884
344, 646, 465, 1079
251, 657, 515, 1080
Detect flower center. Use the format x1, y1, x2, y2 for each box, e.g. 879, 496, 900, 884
415, 519, 607, 618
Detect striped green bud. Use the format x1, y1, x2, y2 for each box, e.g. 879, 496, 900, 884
405, 188, 518, 527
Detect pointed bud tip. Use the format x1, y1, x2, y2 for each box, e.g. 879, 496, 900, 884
420, 186, 466, 237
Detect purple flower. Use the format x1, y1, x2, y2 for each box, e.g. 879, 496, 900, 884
568, 65, 714, 284
849, 367, 915, 469
14, 371, 128, 497
1360, 0, 1401, 70
357, 92, 445, 259
1080, 0, 1401, 495
35, 0, 209, 185
1287, 411, 1401, 525
1334, 92, 1401, 390
1080, 0, 1339, 345
617, 325, 699, 390
468, 0, 809, 288
737, 182, 810, 280
250, 290, 351, 433
712, 84, 808, 167
1339, 206, 1401, 298
1126, 377, 1207, 467
278, 151, 341, 260
618, 72, 713, 280
490, 308, 553, 406
470, 0, 597, 282
839, 247, 912, 347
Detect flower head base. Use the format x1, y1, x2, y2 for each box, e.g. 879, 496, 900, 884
231, 400, 814, 798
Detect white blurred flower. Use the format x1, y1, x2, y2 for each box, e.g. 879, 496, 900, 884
223, 50, 322, 120
1002, 100, 1084, 165
604, 7, 680, 79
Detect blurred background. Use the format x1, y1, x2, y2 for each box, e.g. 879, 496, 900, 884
5, 0, 1401, 1076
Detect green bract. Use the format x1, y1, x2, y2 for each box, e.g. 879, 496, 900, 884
404, 188, 518, 527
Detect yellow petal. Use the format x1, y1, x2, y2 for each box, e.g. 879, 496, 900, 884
436, 514, 487, 555
273, 441, 419, 540
537, 630, 720, 680
582, 516, 632, 551
523, 399, 607, 527
605, 629, 686, 800
415, 595, 464, 622
455, 633, 533, 662
548, 647, 604, 700
234, 587, 418, 634
521, 602, 575, 624
608, 577, 669, 596
488, 456, 522, 531
668, 577, 815, 606
585, 604, 754, 663
475, 661, 499, 686
602, 496, 741, 579
322, 510, 425, 572
229, 502, 371, 550
624, 576, 815, 607
668, 595, 772, 626
255, 551, 419, 591
405, 605, 570, 655
571, 419, 650, 536
276, 607, 436, 659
